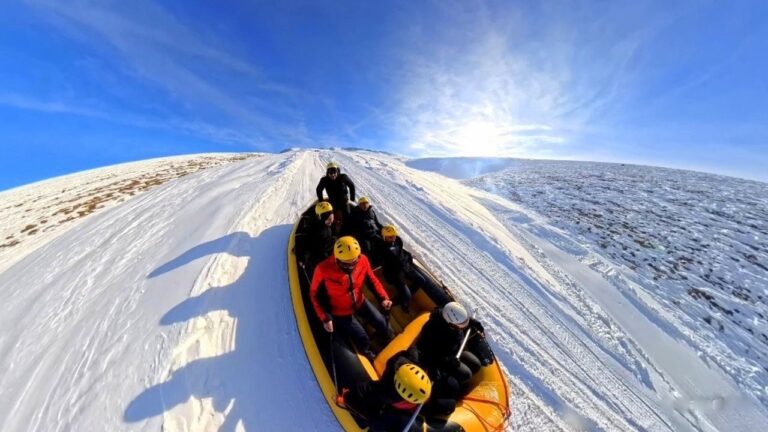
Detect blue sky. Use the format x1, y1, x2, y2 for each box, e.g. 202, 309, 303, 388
1, 0, 767, 190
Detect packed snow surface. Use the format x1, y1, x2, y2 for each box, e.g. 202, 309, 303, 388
1, 150, 766, 432
463, 159, 768, 409
0, 153, 254, 273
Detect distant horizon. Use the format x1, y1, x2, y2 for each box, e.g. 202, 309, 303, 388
2, 148, 765, 194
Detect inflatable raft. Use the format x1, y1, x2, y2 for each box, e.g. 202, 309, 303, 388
288, 205, 510, 431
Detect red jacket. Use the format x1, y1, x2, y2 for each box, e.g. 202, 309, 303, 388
309, 254, 389, 322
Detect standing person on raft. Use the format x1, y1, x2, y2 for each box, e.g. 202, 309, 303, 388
316, 162, 356, 221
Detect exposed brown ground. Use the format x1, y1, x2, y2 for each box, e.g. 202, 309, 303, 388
0, 155, 254, 252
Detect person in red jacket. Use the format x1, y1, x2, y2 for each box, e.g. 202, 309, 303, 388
310, 236, 393, 360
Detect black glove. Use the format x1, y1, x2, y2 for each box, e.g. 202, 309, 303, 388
467, 334, 495, 366
469, 319, 485, 334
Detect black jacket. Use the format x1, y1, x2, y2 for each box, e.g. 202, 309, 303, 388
316, 173, 355, 204
294, 214, 336, 267
349, 205, 384, 240
414, 309, 483, 373
345, 348, 420, 418
374, 236, 413, 274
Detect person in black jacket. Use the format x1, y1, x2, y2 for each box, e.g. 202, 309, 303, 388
294, 201, 337, 275
373, 225, 450, 311
341, 348, 459, 431
414, 302, 486, 386
347, 196, 383, 253
316, 162, 356, 220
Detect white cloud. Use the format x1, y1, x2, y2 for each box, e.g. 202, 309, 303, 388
388, 1, 664, 159
0, 94, 106, 118
24, 0, 309, 147
0, 93, 262, 148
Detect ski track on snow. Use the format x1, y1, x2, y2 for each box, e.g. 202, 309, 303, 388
337, 151, 768, 432
337, 152, 673, 432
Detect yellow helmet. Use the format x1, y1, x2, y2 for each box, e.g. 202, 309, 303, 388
358, 196, 370, 205
326, 162, 340, 170
394, 364, 431, 404
315, 201, 333, 216
334, 236, 361, 262
381, 225, 398, 238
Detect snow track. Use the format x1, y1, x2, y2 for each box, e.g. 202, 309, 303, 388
336, 151, 768, 431
1, 149, 766, 432
337, 152, 673, 431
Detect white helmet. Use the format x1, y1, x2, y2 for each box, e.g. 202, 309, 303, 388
442, 302, 469, 328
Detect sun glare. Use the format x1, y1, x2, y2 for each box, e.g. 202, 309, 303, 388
452, 120, 506, 156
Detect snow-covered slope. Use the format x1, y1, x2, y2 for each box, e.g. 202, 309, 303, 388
0, 154, 255, 273
1, 150, 766, 432
460, 159, 768, 408
405, 157, 520, 179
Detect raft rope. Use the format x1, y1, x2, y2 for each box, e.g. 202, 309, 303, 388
461, 395, 511, 432
334, 391, 372, 424
401, 402, 424, 432
459, 360, 512, 432
329, 333, 339, 395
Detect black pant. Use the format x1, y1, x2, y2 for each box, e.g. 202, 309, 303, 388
333, 299, 389, 352
424, 375, 460, 416
383, 269, 414, 306
385, 266, 451, 307
356, 234, 380, 256
331, 197, 351, 221
452, 351, 482, 384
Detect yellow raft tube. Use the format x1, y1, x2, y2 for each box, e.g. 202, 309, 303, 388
288, 206, 510, 431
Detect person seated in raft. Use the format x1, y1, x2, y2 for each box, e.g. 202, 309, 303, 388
310, 236, 393, 361
316, 161, 356, 221
347, 196, 383, 254
373, 224, 450, 311
341, 348, 461, 431
414, 302, 487, 386
294, 201, 337, 275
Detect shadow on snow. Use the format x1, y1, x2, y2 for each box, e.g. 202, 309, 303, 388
125, 224, 332, 431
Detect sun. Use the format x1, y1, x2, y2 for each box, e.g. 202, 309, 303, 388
451, 120, 506, 156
